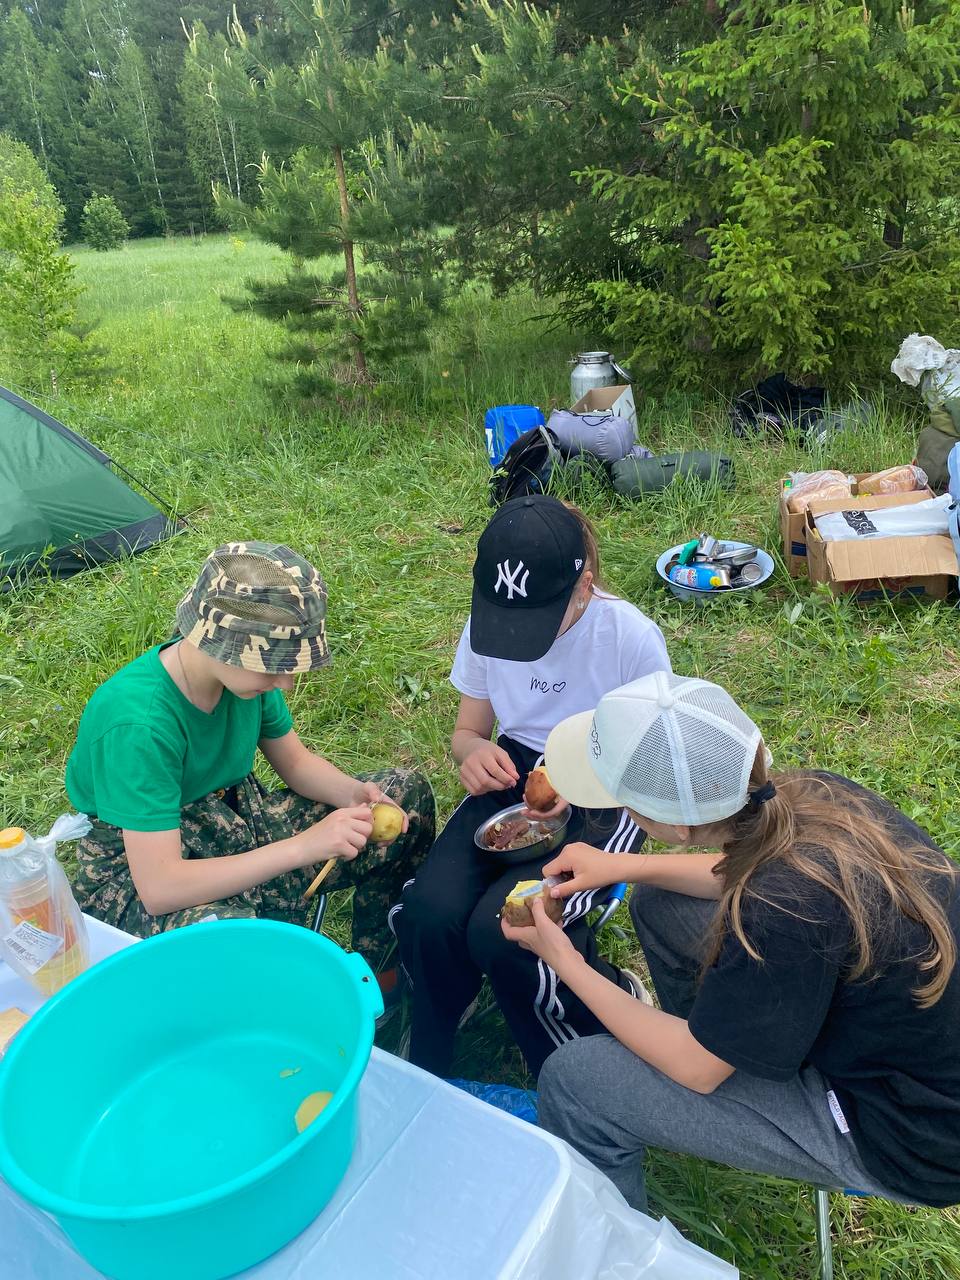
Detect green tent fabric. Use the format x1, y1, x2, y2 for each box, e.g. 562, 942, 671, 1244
0, 385, 182, 582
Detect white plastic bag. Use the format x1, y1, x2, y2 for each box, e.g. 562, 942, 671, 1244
0, 814, 91, 996
891, 334, 960, 409
814, 493, 951, 542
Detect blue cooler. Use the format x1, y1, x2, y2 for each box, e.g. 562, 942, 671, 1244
484, 405, 545, 467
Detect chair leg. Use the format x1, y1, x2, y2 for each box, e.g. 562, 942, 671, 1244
309, 892, 327, 933
814, 1187, 834, 1280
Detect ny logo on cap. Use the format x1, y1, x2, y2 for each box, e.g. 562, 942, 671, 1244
494, 558, 529, 600
575, 558, 583, 571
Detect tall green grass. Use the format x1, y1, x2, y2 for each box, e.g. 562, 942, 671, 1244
2, 234, 959, 1276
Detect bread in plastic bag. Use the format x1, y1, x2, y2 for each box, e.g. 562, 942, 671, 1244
857, 464, 928, 495
785, 470, 853, 512
0, 814, 91, 996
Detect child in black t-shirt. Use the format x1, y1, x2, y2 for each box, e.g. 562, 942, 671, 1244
502, 672, 960, 1211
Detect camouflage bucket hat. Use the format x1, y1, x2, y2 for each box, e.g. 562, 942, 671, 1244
176, 541, 330, 674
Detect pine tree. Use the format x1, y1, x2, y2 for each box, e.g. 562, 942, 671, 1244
585, 0, 960, 389
216, 0, 445, 391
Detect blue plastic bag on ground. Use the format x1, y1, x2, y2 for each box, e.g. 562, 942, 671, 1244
447, 1079, 539, 1125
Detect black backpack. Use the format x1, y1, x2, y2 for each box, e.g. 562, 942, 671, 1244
489, 425, 562, 507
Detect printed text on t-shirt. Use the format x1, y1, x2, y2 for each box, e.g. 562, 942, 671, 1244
530, 678, 567, 694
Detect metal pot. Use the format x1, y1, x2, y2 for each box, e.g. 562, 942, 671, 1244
570, 351, 631, 403
474, 802, 572, 865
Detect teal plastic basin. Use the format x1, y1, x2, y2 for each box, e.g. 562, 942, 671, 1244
0, 919, 383, 1280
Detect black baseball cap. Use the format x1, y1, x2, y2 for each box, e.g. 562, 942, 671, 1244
470, 495, 587, 661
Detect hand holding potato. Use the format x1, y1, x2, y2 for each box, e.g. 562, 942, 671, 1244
350, 780, 409, 843
501, 896, 577, 971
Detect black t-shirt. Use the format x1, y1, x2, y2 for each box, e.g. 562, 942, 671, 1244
688, 773, 960, 1207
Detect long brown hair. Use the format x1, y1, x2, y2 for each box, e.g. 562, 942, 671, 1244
562, 502, 609, 594
704, 752, 958, 1008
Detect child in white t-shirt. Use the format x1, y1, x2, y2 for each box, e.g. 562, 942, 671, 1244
392, 495, 671, 1076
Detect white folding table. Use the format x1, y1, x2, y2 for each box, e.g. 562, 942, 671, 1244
0, 918, 736, 1280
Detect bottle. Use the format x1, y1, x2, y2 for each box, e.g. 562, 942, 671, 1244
668, 564, 731, 590
0, 826, 89, 996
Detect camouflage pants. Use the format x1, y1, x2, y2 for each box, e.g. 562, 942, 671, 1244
73, 769, 436, 969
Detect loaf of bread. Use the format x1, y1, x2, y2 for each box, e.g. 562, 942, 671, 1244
0, 1007, 28, 1057
785, 470, 853, 513
857, 464, 928, 495
501, 879, 564, 927
524, 766, 559, 813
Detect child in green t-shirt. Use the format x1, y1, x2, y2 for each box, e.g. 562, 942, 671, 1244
66, 541, 435, 977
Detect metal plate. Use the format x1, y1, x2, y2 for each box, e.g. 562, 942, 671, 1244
474, 802, 572, 864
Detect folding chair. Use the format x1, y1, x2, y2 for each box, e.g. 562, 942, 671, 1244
813, 1186, 874, 1280
591, 881, 628, 935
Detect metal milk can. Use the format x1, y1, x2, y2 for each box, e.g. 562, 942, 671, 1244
570, 351, 631, 403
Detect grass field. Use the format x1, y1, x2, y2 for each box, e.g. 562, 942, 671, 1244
2, 234, 960, 1276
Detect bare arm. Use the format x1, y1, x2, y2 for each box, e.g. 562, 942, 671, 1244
451, 694, 496, 763
504, 900, 734, 1094
543, 845, 724, 901
552, 946, 733, 1092
123, 801, 374, 917
451, 694, 519, 794
259, 729, 359, 808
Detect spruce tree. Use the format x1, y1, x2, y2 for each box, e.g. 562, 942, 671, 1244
586, 0, 960, 389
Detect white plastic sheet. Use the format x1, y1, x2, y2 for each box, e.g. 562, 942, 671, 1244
0, 919, 736, 1280
814, 493, 951, 542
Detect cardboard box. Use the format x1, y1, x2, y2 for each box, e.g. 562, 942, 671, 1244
780, 475, 870, 577
803, 489, 958, 600
570, 383, 637, 430
780, 475, 935, 577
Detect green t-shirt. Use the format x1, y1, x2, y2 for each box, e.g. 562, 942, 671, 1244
65, 644, 294, 831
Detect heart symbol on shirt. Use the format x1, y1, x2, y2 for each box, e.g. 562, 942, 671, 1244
552, 682, 567, 693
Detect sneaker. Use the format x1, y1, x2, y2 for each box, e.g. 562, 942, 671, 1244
620, 967, 654, 1006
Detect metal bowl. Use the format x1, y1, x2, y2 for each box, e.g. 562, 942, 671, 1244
474, 802, 572, 865
656, 540, 774, 606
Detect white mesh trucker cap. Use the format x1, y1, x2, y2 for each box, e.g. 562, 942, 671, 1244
544, 671, 765, 824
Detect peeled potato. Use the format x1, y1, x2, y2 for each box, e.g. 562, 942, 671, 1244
370, 802, 403, 844
501, 879, 564, 927
295, 1090, 333, 1133
524, 766, 559, 813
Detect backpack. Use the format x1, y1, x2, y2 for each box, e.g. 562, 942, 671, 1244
489, 425, 562, 507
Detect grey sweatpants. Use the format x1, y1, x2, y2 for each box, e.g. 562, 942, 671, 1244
537, 883, 903, 1212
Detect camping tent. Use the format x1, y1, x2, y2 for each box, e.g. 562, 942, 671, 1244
0, 385, 182, 583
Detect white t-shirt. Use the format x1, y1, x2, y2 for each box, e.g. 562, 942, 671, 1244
450, 594, 671, 752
